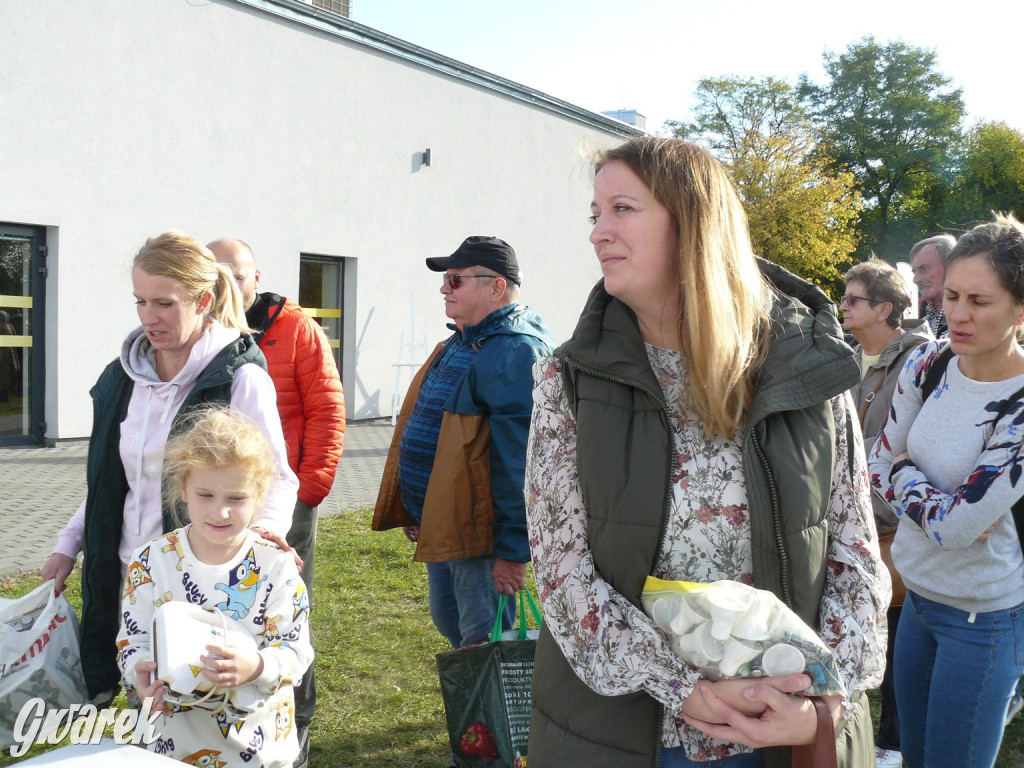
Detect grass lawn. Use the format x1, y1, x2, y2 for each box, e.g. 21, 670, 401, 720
0, 512, 454, 767
2, 510, 1023, 766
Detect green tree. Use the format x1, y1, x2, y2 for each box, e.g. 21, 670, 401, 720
941, 121, 1024, 230
668, 76, 862, 288
801, 37, 965, 260
669, 76, 809, 165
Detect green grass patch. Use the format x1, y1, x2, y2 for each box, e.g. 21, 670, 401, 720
0, 512, 453, 767
2, 510, 1023, 766
305, 512, 451, 766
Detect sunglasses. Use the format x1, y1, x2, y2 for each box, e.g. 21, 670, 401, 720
442, 273, 496, 290
839, 293, 874, 307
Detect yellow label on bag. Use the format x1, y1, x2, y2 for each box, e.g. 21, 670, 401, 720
644, 575, 708, 593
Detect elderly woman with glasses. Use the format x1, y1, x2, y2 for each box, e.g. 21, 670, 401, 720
840, 257, 932, 768
842, 259, 934, 491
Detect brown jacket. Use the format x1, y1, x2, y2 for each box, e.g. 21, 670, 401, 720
372, 343, 495, 562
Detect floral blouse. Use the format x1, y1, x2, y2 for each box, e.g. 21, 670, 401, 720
526, 345, 888, 759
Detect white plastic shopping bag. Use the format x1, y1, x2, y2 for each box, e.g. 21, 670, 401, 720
0, 580, 88, 749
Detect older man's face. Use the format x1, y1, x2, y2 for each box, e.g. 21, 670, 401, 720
912, 244, 945, 306
439, 267, 500, 331
209, 241, 260, 311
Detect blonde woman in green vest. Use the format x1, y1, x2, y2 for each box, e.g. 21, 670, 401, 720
525, 137, 889, 768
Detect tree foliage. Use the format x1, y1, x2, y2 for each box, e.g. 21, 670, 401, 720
940, 121, 1024, 231
669, 76, 862, 288
801, 37, 965, 259
668, 77, 810, 165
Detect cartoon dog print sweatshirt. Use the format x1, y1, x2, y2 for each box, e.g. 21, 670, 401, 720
116, 527, 313, 768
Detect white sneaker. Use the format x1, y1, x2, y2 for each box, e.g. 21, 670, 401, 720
875, 747, 903, 768
1007, 692, 1024, 726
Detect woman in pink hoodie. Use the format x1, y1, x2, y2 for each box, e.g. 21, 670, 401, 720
41, 230, 298, 703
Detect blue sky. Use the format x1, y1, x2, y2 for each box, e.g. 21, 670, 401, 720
355, 0, 1024, 134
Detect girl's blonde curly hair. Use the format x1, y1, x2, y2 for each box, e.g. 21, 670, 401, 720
163, 404, 275, 526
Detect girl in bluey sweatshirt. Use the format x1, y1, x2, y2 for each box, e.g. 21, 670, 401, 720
117, 406, 312, 768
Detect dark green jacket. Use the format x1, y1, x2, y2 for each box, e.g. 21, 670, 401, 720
530, 264, 872, 768
79, 334, 264, 698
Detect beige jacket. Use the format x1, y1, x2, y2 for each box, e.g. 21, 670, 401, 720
851, 318, 933, 528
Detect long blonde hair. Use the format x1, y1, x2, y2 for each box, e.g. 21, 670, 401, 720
595, 137, 771, 437
133, 230, 250, 332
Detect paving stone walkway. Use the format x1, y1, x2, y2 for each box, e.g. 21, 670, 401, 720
0, 418, 394, 578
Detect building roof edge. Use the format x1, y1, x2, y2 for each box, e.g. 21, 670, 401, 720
231, 0, 644, 138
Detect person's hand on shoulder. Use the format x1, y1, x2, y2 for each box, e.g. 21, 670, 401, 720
252, 526, 304, 570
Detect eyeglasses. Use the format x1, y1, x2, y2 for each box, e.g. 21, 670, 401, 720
839, 293, 875, 307
442, 273, 496, 290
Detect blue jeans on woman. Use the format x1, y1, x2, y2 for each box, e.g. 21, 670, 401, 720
895, 590, 1024, 768
426, 555, 515, 648
659, 746, 763, 768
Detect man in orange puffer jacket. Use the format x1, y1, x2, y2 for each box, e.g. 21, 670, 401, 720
210, 238, 346, 768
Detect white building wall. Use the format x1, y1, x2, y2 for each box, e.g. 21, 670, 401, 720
0, 0, 635, 438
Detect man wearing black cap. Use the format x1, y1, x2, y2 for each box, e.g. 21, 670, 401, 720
373, 236, 554, 650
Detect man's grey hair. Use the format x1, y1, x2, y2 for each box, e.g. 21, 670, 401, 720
910, 233, 957, 261
478, 267, 520, 302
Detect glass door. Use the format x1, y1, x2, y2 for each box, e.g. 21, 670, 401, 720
0, 224, 46, 445
298, 255, 344, 374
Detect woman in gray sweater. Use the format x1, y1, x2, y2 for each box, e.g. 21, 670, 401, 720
869, 214, 1024, 768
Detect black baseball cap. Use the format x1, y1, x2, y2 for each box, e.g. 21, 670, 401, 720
426, 236, 521, 286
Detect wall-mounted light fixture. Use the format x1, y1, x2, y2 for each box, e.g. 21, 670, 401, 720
422, 148, 431, 167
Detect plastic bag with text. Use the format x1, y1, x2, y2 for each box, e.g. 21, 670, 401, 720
0, 580, 88, 749
641, 576, 845, 697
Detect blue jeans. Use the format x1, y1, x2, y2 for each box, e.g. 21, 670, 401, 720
426, 556, 514, 648
659, 746, 763, 768
895, 590, 1024, 768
